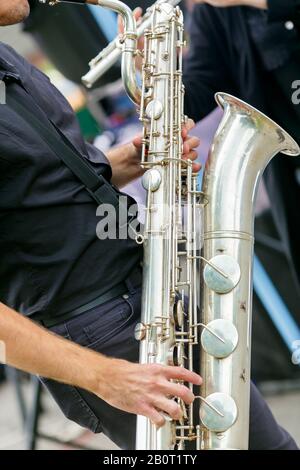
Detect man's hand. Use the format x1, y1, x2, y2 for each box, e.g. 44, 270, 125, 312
93, 357, 202, 427
193, 0, 267, 8
106, 119, 201, 188
1, 303, 202, 428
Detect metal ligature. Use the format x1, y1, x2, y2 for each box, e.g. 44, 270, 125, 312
40, 0, 300, 449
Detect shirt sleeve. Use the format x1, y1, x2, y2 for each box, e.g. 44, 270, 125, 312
267, 0, 300, 21
84, 141, 113, 181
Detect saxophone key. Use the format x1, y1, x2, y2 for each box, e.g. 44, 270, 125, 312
201, 319, 239, 359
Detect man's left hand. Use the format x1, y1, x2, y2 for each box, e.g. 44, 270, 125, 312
106, 119, 201, 189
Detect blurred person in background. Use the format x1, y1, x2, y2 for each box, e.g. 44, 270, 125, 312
0, 0, 298, 450
184, 0, 300, 293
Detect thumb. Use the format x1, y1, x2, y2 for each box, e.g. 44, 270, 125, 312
118, 7, 142, 34
132, 134, 143, 149
133, 7, 143, 22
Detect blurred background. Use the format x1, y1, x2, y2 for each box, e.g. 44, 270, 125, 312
0, 0, 299, 450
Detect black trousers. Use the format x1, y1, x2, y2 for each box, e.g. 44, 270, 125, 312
41, 285, 298, 450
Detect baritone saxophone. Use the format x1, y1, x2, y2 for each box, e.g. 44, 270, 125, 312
39, 0, 300, 450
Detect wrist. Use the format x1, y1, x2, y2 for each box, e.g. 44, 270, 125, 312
82, 350, 114, 399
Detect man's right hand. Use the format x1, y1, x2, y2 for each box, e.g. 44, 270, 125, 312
0, 303, 202, 428
94, 357, 202, 427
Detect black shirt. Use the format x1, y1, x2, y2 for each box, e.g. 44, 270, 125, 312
264, 53, 300, 145
0, 42, 141, 318
245, 5, 300, 143
183, 0, 300, 122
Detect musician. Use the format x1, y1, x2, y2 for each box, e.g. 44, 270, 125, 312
184, 0, 300, 290
0, 0, 297, 450
0, 0, 201, 447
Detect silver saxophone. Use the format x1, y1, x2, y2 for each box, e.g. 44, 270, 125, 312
40, 0, 300, 450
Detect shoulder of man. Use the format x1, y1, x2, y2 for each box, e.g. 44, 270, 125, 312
0, 40, 53, 93
0, 41, 28, 67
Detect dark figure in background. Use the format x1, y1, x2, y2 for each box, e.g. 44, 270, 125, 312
184, 0, 300, 292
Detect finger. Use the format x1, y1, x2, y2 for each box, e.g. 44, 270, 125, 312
164, 366, 202, 385
185, 118, 195, 132
159, 381, 195, 405
118, 14, 124, 34
183, 151, 198, 163
183, 150, 199, 162
143, 406, 166, 428
181, 119, 195, 139
184, 136, 200, 152
183, 141, 190, 154
152, 397, 183, 421
133, 6, 143, 22
183, 140, 200, 157
192, 162, 202, 173
132, 134, 143, 148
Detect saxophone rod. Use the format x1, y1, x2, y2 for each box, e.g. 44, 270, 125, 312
39, 0, 182, 89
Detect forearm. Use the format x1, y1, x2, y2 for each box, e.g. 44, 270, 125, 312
0, 303, 203, 427
0, 302, 107, 394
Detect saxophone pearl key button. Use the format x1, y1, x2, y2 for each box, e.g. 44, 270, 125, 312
203, 255, 241, 294
142, 169, 162, 192
200, 393, 238, 433
201, 319, 238, 359
146, 100, 163, 120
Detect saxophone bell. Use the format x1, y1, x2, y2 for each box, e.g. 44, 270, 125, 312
198, 92, 299, 449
